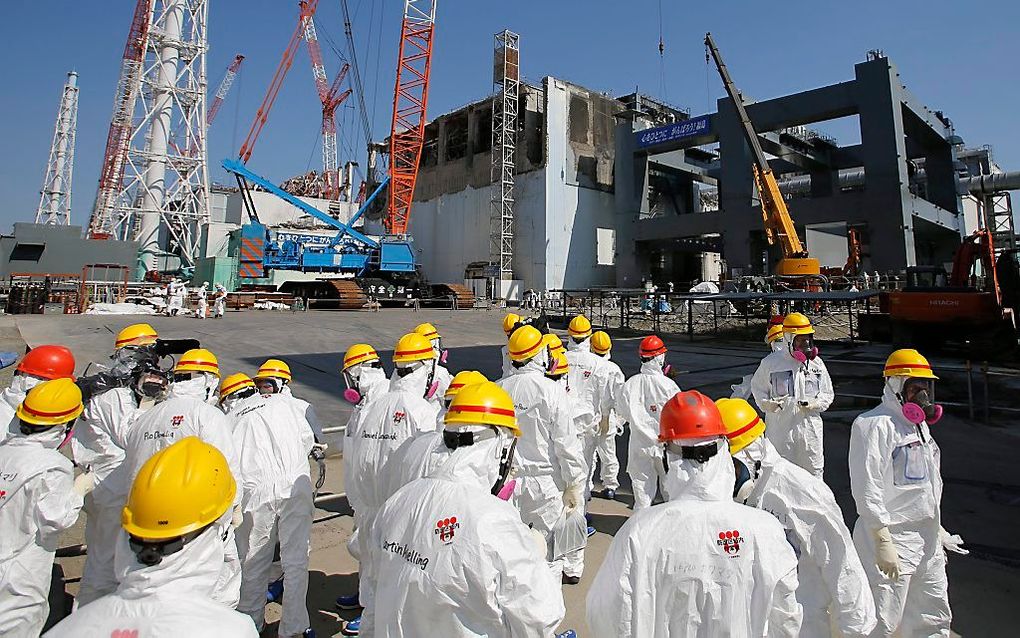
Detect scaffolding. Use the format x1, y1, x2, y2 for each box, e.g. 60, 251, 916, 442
36, 72, 79, 226
489, 30, 519, 282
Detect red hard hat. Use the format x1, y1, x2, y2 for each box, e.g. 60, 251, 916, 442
639, 335, 667, 358
768, 315, 785, 326
659, 390, 727, 442
17, 345, 76, 380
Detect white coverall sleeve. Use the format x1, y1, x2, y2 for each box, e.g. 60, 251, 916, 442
789, 485, 877, 636
768, 564, 803, 638
812, 359, 835, 412
551, 390, 587, 487
585, 519, 639, 638
35, 466, 84, 546
304, 401, 323, 442
202, 413, 243, 508
488, 514, 566, 637
343, 410, 365, 515
848, 417, 893, 530
749, 359, 776, 412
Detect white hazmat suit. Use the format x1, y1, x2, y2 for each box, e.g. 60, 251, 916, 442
730, 339, 784, 400
0, 374, 42, 442
231, 394, 315, 636
750, 341, 833, 478
213, 285, 227, 318
736, 435, 877, 637
122, 376, 242, 608
591, 353, 624, 493
196, 283, 208, 319
342, 365, 391, 517
848, 381, 952, 637
72, 386, 138, 605
0, 425, 84, 637
364, 425, 565, 636
44, 525, 258, 637
347, 363, 439, 622
586, 437, 802, 638
565, 338, 613, 498
615, 356, 679, 510
497, 355, 587, 570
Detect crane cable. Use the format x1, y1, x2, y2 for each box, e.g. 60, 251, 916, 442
657, 0, 667, 101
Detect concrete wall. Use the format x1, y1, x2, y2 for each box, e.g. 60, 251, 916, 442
0, 223, 138, 279
224, 191, 359, 228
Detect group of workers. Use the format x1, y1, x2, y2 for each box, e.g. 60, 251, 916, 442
160, 279, 228, 318
0, 309, 964, 637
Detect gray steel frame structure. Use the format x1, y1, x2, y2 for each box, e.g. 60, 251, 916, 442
489, 30, 519, 281
614, 55, 965, 285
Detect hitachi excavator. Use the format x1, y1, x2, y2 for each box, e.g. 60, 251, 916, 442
705, 33, 820, 277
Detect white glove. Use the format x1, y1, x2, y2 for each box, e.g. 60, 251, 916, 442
873, 526, 901, 580
562, 482, 584, 514
597, 416, 611, 437
73, 470, 96, 498
529, 526, 549, 560
760, 397, 787, 413
231, 505, 243, 529
798, 399, 818, 412
940, 526, 969, 555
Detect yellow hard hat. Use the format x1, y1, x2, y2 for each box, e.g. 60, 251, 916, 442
174, 349, 220, 377
445, 370, 489, 399
255, 358, 292, 382
122, 437, 236, 540
546, 351, 569, 377
766, 323, 785, 344
220, 373, 255, 401
115, 323, 158, 349
591, 331, 612, 355
716, 397, 766, 454
883, 349, 938, 379
502, 313, 522, 336
414, 322, 441, 341
393, 333, 436, 364
568, 315, 593, 339
508, 326, 545, 362
783, 312, 814, 336
343, 344, 379, 370
444, 381, 519, 436
16, 378, 84, 426
542, 333, 565, 356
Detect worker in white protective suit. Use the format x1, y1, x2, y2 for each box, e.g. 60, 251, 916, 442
167, 278, 184, 316
616, 334, 680, 510
500, 313, 522, 378
589, 331, 624, 500
254, 359, 324, 443
363, 381, 568, 637
415, 322, 453, 404
45, 437, 259, 637
121, 348, 243, 608
195, 282, 209, 319
750, 312, 834, 478
849, 349, 963, 637
586, 390, 802, 638
564, 316, 615, 502
74, 324, 164, 606
213, 283, 228, 318
0, 344, 76, 442
718, 397, 877, 637
0, 379, 88, 637
339, 333, 440, 636
730, 319, 785, 400
545, 351, 592, 583
497, 325, 587, 583
229, 384, 315, 638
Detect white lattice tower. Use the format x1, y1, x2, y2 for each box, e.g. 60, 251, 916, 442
36, 71, 79, 225
92, 0, 210, 272
489, 30, 519, 281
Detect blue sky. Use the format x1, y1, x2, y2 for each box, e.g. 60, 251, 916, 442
1, 0, 1018, 232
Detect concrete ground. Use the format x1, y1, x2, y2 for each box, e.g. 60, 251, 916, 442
12, 308, 1019, 636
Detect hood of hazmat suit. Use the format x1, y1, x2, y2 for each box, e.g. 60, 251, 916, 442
363, 425, 565, 637
44, 526, 258, 637
585, 434, 802, 638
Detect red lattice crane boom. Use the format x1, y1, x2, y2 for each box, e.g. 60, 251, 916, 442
88, 0, 154, 239
385, 0, 437, 235
207, 54, 245, 126
238, 0, 320, 164
302, 16, 351, 200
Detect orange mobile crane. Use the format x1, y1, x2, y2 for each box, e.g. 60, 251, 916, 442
705, 33, 820, 277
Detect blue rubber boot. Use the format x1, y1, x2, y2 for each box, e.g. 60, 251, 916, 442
556, 630, 578, 638
340, 615, 361, 636
587, 526, 597, 538
266, 577, 284, 603
335, 592, 361, 610
302, 630, 316, 638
